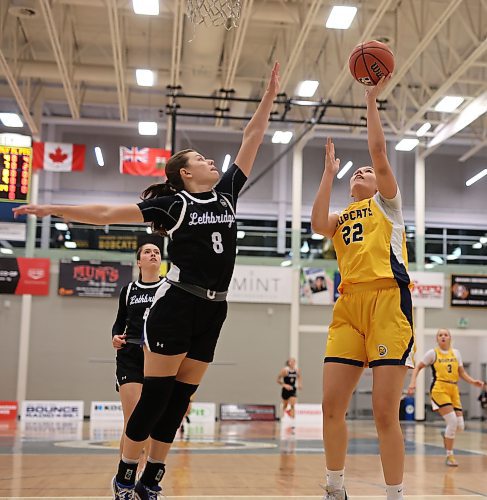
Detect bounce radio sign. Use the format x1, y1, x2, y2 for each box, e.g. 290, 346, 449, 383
21, 401, 84, 421
0, 257, 50, 295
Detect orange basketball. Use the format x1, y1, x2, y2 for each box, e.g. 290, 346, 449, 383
348, 40, 395, 86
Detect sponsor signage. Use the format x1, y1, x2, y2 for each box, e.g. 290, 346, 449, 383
0, 222, 26, 241
0, 257, 50, 295
300, 267, 337, 305
451, 274, 487, 308
409, 271, 444, 308
294, 403, 322, 424
189, 403, 216, 423
0, 401, 17, 420
21, 401, 84, 421
96, 234, 139, 251
90, 401, 123, 421
220, 404, 276, 421
227, 265, 292, 304
58, 259, 132, 298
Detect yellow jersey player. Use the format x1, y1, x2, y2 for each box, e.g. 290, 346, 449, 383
312, 75, 413, 500
408, 329, 484, 466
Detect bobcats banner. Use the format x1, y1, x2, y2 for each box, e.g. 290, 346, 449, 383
0, 257, 50, 295
58, 260, 132, 298
451, 274, 487, 308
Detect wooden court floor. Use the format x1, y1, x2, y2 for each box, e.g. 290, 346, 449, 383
0, 419, 486, 498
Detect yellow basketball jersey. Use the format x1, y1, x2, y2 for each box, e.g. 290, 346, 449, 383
432, 348, 459, 383
332, 192, 410, 291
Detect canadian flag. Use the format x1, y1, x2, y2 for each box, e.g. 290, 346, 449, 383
119, 146, 171, 177
33, 142, 86, 172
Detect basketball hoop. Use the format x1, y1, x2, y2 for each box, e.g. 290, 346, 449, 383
186, 0, 241, 29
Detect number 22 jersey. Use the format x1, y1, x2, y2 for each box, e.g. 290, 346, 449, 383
332, 190, 410, 291
137, 163, 246, 292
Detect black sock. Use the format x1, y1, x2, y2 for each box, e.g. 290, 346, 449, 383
140, 460, 165, 487
115, 459, 138, 486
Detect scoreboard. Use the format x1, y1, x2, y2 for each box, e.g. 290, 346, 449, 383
0, 145, 32, 203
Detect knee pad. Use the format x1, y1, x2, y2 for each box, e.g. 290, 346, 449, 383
456, 415, 465, 432
150, 381, 198, 443
443, 411, 457, 439
125, 376, 176, 442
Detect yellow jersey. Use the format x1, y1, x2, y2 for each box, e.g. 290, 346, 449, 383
431, 347, 460, 384
332, 191, 410, 291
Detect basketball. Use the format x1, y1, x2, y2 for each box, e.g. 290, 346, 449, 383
349, 40, 395, 86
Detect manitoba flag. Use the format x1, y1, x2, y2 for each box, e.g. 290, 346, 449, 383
33, 142, 86, 172
119, 147, 171, 177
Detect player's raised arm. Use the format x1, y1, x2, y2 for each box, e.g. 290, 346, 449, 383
235, 62, 280, 177
311, 138, 340, 238
13, 203, 143, 225
365, 74, 398, 201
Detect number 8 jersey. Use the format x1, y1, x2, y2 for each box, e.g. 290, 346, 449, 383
332, 190, 410, 292
138, 164, 246, 292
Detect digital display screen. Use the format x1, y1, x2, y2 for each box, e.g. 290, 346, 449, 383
0, 145, 32, 203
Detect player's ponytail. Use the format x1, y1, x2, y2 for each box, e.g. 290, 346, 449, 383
141, 149, 194, 234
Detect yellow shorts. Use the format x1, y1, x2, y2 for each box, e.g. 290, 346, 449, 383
431, 381, 462, 411
324, 279, 415, 368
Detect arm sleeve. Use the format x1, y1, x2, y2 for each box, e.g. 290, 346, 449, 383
374, 188, 402, 211
454, 349, 463, 366
422, 349, 436, 366
215, 163, 248, 207
137, 195, 183, 230
112, 285, 128, 337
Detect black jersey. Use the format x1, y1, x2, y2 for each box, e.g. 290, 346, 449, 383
284, 368, 298, 390
112, 279, 165, 344
138, 164, 247, 292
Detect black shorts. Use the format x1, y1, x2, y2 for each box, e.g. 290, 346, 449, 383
281, 388, 297, 401
144, 283, 228, 363
115, 343, 144, 392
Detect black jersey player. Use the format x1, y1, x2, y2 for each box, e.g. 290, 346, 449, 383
112, 242, 164, 462
277, 358, 302, 421
14, 62, 280, 500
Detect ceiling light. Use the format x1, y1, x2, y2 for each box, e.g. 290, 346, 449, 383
434, 96, 464, 113
446, 247, 461, 261
64, 241, 77, 249
0, 248, 13, 255
237, 230, 245, 239
222, 154, 231, 173
472, 242, 482, 250
280, 259, 292, 267
296, 80, 319, 98
429, 256, 444, 264
138, 121, 157, 135
0, 113, 23, 127
326, 6, 357, 29
272, 131, 293, 144
55, 222, 68, 231
424, 263, 436, 269
146, 227, 152, 234
72, 256, 81, 262
337, 160, 353, 179
395, 138, 419, 151
136, 69, 155, 86
480, 236, 487, 244
416, 122, 431, 137
311, 233, 325, 240
132, 0, 159, 15
94, 146, 104, 167
429, 91, 487, 148
465, 169, 487, 187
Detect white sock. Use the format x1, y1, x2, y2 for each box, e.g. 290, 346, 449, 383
121, 455, 139, 464
147, 456, 164, 464
446, 449, 453, 456
386, 483, 403, 500
326, 468, 345, 491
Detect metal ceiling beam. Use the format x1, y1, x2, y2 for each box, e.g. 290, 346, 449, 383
107, 0, 127, 122
279, 0, 323, 92
382, 0, 462, 99
326, 0, 393, 102
459, 136, 487, 162
0, 49, 39, 136
169, 0, 185, 88
38, 0, 79, 119
401, 38, 487, 134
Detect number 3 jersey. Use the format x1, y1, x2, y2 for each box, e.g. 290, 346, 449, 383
332, 190, 410, 292
423, 347, 462, 384
137, 163, 247, 292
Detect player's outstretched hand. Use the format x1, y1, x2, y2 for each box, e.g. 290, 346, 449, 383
13, 204, 53, 218
406, 385, 416, 396
266, 62, 280, 98
365, 73, 392, 102
324, 137, 340, 177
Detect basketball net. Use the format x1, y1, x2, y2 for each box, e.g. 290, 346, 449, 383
186, 0, 241, 29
